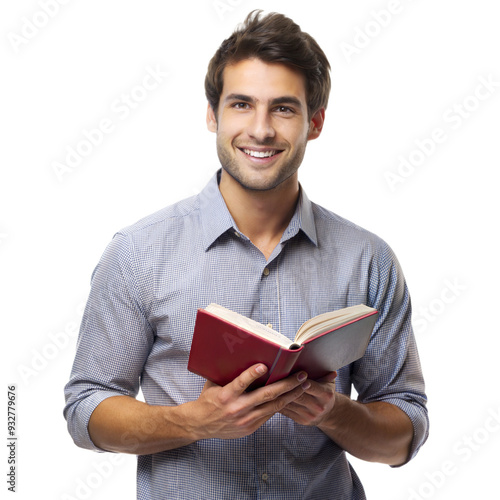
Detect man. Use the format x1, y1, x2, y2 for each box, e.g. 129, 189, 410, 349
64, 10, 428, 499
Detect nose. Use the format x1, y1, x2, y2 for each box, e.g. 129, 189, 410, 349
247, 108, 276, 143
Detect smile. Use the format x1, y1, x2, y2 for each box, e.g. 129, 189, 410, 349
241, 148, 282, 158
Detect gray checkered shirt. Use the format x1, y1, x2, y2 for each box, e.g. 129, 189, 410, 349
64, 170, 428, 500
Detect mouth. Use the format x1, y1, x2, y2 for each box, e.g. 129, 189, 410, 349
239, 148, 284, 159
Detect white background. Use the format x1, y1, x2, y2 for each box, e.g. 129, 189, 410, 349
1, 1, 499, 498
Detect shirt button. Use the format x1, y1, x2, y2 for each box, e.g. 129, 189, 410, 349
266, 323, 272, 329
261, 473, 269, 481
234, 231, 240, 238
263, 267, 270, 276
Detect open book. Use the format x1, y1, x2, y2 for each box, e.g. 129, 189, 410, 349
188, 303, 378, 389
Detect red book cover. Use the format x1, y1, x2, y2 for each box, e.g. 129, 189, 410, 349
188, 307, 378, 389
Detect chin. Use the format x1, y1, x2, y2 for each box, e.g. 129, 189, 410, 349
223, 166, 297, 192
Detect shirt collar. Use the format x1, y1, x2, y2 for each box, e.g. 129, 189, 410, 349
199, 170, 318, 251
281, 187, 318, 247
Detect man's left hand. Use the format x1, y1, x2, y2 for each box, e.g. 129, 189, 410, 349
279, 371, 337, 426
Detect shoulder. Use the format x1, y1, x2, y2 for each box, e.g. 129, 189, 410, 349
116, 194, 200, 239
98, 194, 203, 268
311, 201, 390, 255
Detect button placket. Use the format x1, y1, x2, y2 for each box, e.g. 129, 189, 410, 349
260, 262, 280, 335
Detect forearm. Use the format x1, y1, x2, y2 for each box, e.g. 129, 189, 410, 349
318, 393, 413, 466
87, 366, 309, 455
88, 395, 196, 455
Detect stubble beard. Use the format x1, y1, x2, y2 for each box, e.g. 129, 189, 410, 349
216, 137, 308, 192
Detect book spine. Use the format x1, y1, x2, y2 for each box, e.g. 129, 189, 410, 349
264, 346, 304, 386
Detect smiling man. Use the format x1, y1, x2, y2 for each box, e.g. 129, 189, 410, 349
64, 11, 428, 500
208, 57, 325, 259
211, 59, 321, 191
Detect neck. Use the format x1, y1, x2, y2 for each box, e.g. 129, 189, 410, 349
219, 170, 299, 259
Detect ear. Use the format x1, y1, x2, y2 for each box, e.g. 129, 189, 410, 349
307, 108, 325, 141
206, 103, 218, 133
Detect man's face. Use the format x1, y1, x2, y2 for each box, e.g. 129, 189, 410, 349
207, 58, 323, 192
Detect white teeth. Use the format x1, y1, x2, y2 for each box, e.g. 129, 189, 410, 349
243, 149, 278, 158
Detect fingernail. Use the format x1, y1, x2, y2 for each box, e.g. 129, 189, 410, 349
297, 372, 307, 382
256, 364, 267, 375
301, 381, 311, 390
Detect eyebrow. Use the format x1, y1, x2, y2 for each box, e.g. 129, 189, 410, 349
224, 93, 304, 110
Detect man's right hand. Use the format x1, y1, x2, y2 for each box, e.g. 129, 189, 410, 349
88, 364, 309, 455
180, 363, 310, 441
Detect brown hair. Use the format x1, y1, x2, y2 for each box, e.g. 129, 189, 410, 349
205, 10, 331, 119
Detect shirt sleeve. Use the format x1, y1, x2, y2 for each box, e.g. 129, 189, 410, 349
63, 232, 154, 451
352, 239, 429, 465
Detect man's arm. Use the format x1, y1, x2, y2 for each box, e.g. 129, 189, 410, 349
288, 241, 427, 465
88, 364, 310, 455
320, 393, 413, 466
280, 373, 413, 466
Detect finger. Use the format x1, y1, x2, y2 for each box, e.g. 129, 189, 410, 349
250, 372, 309, 412
251, 381, 309, 421
256, 371, 309, 400
279, 402, 313, 425
315, 371, 337, 384
202, 380, 217, 390
303, 381, 336, 400
227, 363, 268, 396
301, 371, 336, 394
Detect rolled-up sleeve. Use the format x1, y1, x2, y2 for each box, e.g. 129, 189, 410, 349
63, 232, 154, 451
353, 240, 429, 464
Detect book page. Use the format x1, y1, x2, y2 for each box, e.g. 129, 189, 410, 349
294, 305, 376, 344
205, 304, 293, 348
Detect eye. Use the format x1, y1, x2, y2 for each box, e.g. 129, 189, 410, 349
274, 106, 294, 115
232, 102, 250, 110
